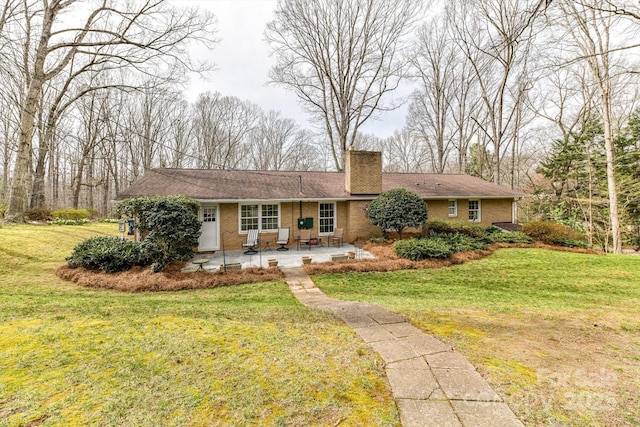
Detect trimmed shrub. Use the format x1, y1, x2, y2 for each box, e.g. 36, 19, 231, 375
368, 189, 428, 238
52, 218, 91, 226
24, 208, 51, 221
433, 232, 488, 252
485, 231, 533, 244
52, 208, 91, 221
116, 195, 201, 272
66, 236, 143, 273
423, 219, 485, 238
394, 237, 452, 260
51, 208, 92, 225
521, 221, 587, 248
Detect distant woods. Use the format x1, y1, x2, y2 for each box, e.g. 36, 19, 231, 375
2, 0, 640, 252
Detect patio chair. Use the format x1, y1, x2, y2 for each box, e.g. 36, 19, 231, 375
328, 227, 344, 247
276, 227, 290, 251
297, 229, 311, 250
242, 229, 259, 255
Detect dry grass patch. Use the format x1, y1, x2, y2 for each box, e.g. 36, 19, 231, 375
0, 223, 400, 426
313, 248, 640, 426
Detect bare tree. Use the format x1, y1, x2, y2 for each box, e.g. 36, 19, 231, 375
265, 0, 424, 170
192, 92, 261, 169
124, 83, 183, 178
248, 110, 309, 171
381, 128, 430, 172
0, 0, 20, 60
407, 18, 457, 173
5, 0, 216, 221
69, 89, 108, 209
448, 0, 549, 185
554, 0, 634, 253
162, 99, 192, 169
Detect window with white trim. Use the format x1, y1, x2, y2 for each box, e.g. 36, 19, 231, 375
319, 202, 335, 234
261, 204, 279, 231
240, 203, 279, 232
468, 200, 481, 222
448, 200, 457, 217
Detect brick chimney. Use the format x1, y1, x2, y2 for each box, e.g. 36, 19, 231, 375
344, 149, 382, 195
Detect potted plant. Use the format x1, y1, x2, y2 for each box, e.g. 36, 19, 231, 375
220, 262, 242, 271
268, 258, 278, 267
301, 256, 312, 265
347, 251, 356, 259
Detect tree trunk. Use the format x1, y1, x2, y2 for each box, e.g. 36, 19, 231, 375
601, 96, 621, 253
6, 4, 55, 221
7, 80, 43, 219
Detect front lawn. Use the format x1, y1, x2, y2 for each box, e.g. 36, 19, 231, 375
313, 249, 640, 426
0, 223, 397, 426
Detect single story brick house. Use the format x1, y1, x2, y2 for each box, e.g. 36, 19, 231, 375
116, 150, 524, 251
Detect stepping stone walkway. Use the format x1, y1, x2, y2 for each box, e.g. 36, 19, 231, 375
282, 267, 524, 427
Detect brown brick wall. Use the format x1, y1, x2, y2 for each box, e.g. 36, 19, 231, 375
345, 150, 382, 195
475, 198, 514, 226
211, 197, 514, 250
218, 201, 338, 250
439, 198, 513, 227
219, 203, 241, 249
345, 200, 381, 242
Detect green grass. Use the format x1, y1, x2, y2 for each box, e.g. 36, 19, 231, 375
0, 223, 398, 426
313, 249, 640, 312
313, 249, 640, 426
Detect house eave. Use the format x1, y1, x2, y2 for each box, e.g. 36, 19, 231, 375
193, 195, 522, 204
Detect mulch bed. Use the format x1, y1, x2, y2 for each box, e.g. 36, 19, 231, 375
56, 263, 284, 292
56, 242, 600, 292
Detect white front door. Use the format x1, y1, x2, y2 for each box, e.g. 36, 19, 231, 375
198, 205, 219, 251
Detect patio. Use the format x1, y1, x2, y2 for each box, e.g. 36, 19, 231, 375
183, 242, 375, 272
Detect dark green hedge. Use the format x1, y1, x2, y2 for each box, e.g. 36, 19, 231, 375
66, 236, 144, 273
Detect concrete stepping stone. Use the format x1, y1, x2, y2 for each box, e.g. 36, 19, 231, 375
281, 267, 524, 427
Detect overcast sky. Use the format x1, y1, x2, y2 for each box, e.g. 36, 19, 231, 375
178, 0, 409, 138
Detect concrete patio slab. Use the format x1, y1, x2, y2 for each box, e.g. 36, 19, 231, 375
185, 242, 374, 271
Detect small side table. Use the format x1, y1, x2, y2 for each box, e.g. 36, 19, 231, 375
192, 258, 209, 272
262, 239, 273, 251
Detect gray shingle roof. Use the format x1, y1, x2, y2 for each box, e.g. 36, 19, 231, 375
116, 168, 523, 201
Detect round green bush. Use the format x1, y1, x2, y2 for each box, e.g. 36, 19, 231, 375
521, 221, 587, 248
66, 236, 143, 273
368, 189, 427, 237
116, 195, 201, 272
